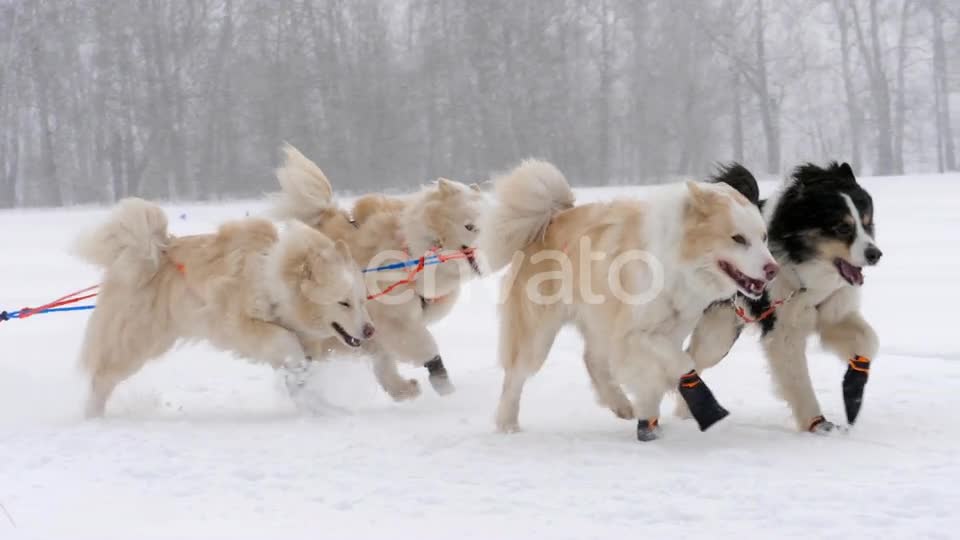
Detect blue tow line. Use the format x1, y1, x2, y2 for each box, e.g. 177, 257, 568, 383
361, 254, 448, 273
3, 254, 449, 322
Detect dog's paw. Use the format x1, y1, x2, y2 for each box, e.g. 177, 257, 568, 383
388, 378, 421, 402
429, 374, 456, 396
808, 416, 847, 435
636, 419, 662, 442
496, 421, 522, 434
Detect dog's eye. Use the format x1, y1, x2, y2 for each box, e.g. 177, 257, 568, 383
834, 223, 853, 236
338, 301, 351, 308
464, 223, 476, 232
731, 234, 748, 246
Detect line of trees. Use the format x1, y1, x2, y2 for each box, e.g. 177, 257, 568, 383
0, 0, 957, 207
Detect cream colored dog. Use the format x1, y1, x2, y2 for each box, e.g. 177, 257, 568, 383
271, 145, 486, 401
481, 159, 778, 441
75, 198, 374, 417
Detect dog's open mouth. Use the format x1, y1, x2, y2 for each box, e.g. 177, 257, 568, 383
718, 260, 766, 298
834, 258, 864, 286
331, 322, 361, 348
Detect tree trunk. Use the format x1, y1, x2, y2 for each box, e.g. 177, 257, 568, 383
732, 70, 744, 162
850, 0, 895, 175
29, 36, 62, 206
892, 0, 911, 175
755, 0, 780, 174
930, 0, 956, 171
832, 0, 863, 173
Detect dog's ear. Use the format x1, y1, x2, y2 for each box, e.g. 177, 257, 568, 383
334, 239, 352, 261
838, 162, 856, 180
686, 181, 719, 215
437, 177, 459, 196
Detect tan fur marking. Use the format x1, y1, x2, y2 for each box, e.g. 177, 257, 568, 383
816, 237, 854, 262
680, 188, 736, 262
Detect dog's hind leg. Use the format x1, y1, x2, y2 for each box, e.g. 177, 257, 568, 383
495, 310, 562, 433
81, 299, 177, 418
579, 326, 633, 420
610, 334, 669, 440
616, 331, 730, 438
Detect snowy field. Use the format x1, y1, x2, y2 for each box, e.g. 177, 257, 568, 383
1, 175, 959, 539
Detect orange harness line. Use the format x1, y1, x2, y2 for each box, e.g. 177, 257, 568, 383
10, 247, 474, 324
12, 285, 100, 320
365, 247, 475, 301
733, 287, 805, 324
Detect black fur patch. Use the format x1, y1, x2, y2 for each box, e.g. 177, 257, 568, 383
766, 162, 874, 265
708, 162, 760, 207
744, 291, 776, 336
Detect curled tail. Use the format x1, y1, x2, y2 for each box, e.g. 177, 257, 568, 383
73, 197, 169, 285
271, 143, 337, 225
480, 159, 574, 272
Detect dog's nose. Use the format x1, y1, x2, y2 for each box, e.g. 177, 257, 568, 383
362, 323, 375, 339
864, 245, 882, 265
763, 261, 780, 281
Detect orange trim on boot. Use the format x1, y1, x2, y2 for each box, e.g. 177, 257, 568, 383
848, 355, 871, 373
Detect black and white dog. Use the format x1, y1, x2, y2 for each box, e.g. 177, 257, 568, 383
683, 162, 882, 433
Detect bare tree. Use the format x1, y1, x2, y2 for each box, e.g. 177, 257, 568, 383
929, 0, 956, 171
0, 0, 949, 208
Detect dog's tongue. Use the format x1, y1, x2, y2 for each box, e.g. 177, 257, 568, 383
837, 259, 864, 286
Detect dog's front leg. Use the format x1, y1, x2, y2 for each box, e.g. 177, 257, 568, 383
614, 331, 729, 441
816, 288, 878, 426
675, 300, 743, 419
761, 302, 837, 432
375, 318, 454, 396
370, 349, 421, 401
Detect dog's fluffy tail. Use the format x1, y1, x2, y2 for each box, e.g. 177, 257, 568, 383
480, 159, 575, 272
73, 197, 169, 285
271, 143, 335, 224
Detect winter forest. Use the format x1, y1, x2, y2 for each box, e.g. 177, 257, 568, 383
0, 0, 957, 207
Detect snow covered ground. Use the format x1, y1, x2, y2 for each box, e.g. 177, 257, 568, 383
1, 175, 958, 539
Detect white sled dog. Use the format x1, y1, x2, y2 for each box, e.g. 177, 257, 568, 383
480, 160, 779, 441
76, 198, 374, 417
271, 145, 486, 401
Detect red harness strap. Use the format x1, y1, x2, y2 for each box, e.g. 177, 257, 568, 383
733, 288, 805, 324
15, 285, 100, 320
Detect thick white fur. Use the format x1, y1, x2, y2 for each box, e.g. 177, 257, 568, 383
270, 145, 486, 401
480, 158, 575, 272
76, 198, 372, 417
271, 144, 336, 224
73, 198, 169, 286
484, 160, 774, 432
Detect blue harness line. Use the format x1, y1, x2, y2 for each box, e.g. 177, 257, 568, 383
1, 305, 97, 319
3, 252, 467, 322
361, 254, 448, 273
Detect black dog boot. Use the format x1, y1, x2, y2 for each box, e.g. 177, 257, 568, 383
842, 355, 871, 425
424, 356, 455, 396
677, 370, 729, 431
636, 418, 661, 442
